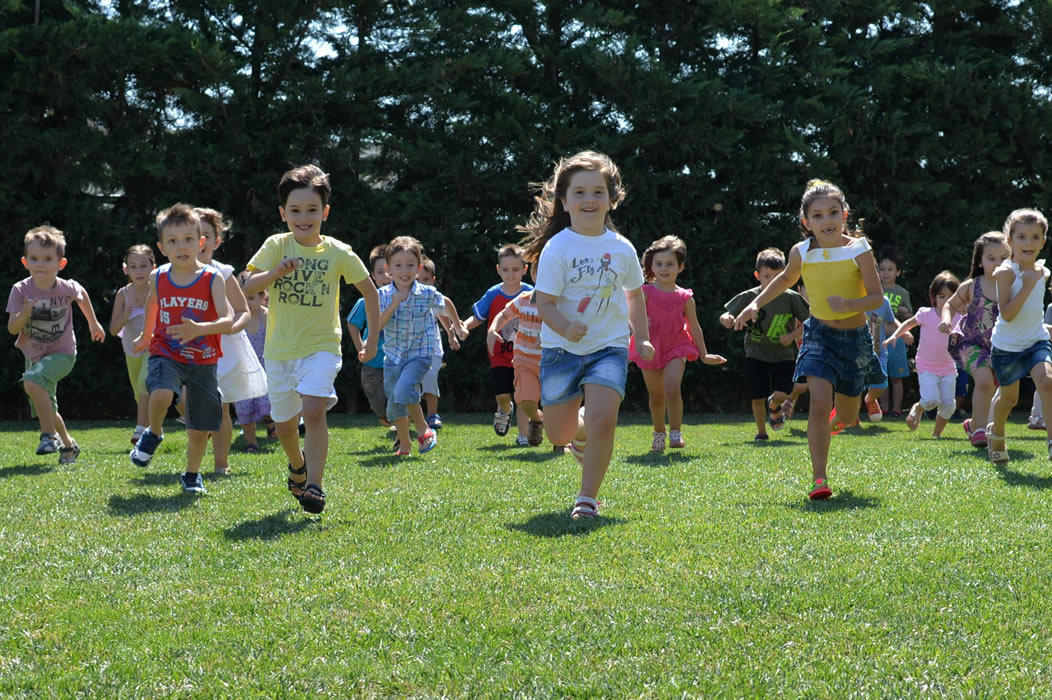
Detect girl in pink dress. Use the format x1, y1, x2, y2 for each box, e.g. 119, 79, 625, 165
629, 236, 726, 451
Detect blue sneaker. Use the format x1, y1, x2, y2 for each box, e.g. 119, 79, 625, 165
130, 429, 163, 467
180, 472, 205, 494
36, 432, 60, 455
426, 413, 443, 430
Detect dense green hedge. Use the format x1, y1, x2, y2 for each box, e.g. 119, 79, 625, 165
2, 1, 1049, 419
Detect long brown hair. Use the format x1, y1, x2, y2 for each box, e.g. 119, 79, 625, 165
516, 151, 626, 263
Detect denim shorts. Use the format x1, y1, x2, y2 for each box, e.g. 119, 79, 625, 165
540, 346, 628, 406
794, 317, 885, 397
146, 355, 221, 431
384, 355, 431, 421
991, 340, 1052, 386
868, 351, 889, 390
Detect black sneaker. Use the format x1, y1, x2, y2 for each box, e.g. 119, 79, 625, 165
58, 442, 80, 465
180, 472, 205, 494
130, 429, 163, 467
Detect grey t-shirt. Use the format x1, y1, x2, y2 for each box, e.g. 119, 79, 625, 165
724, 286, 810, 363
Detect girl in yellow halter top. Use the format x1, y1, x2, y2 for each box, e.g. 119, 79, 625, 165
734, 180, 885, 501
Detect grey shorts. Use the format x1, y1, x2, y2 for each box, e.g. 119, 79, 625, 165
360, 365, 387, 419
146, 355, 222, 431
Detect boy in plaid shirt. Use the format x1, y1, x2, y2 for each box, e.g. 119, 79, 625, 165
377, 236, 467, 455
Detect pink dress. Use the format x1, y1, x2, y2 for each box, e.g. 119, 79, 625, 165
629, 284, 699, 369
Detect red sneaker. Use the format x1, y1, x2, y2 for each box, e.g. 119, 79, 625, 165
808, 478, 833, 500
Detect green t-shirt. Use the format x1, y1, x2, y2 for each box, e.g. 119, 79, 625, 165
724, 286, 810, 362
883, 283, 912, 318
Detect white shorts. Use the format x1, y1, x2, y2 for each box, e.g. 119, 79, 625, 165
421, 353, 442, 396
266, 351, 342, 423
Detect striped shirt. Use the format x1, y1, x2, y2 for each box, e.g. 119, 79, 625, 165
377, 281, 445, 365
505, 290, 542, 371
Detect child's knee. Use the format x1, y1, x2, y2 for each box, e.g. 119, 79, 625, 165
937, 401, 955, 419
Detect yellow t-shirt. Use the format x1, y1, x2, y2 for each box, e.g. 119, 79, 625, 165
800, 236, 870, 321
247, 233, 368, 360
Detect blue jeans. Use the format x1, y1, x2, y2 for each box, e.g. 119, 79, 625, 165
540, 346, 628, 406
383, 356, 431, 421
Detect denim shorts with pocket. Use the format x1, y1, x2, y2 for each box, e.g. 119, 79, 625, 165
991, 340, 1052, 387
794, 317, 885, 397
540, 346, 628, 407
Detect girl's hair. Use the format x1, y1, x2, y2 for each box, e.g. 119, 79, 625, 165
124, 243, 155, 265
641, 235, 687, 282
928, 270, 960, 306
194, 207, 232, 240
797, 179, 858, 239
1003, 208, 1049, 238
967, 231, 1008, 279
517, 151, 626, 263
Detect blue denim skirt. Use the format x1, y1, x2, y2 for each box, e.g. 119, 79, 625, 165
794, 317, 886, 397
991, 340, 1052, 386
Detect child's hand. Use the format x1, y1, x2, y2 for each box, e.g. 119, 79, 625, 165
902, 332, 914, 346
394, 288, 410, 305
89, 321, 105, 342
938, 320, 952, 334
274, 257, 300, 279
777, 333, 794, 346
882, 337, 896, 349
718, 312, 734, 329
826, 295, 848, 312
455, 322, 469, 340
167, 318, 204, 343
1022, 268, 1043, 285
132, 333, 149, 354
701, 353, 727, 365
486, 328, 500, 355
448, 333, 461, 351
636, 340, 656, 362
732, 305, 757, 331
563, 320, 588, 342
22, 297, 36, 316
358, 343, 377, 364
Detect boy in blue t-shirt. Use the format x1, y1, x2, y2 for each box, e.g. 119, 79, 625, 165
347, 244, 390, 427
857, 296, 901, 426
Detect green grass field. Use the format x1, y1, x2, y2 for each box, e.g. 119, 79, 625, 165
3, 412, 1052, 697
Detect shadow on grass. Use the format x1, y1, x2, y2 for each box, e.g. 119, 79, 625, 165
785, 489, 880, 513
504, 510, 626, 538
0, 463, 53, 478
501, 450, 574, 463
992, 461, 1052, 489
137, 472, 184, 486
621, 452, 695, 467
224, 509, 316, 541
108, 491, 199, 516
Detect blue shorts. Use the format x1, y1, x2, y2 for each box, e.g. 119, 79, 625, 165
868, 351, 889, 390
885, 339, 910, 379
794, 318, 886, 398
383, 355, 431, 421
540, 346, 628, 406
991, 340, 1052, 387
146, 355, 221, 431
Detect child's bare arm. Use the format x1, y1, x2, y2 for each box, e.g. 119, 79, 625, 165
626, 286, 654, 362
884, 314, 919, 347
684, 296, 726, 365
439, 295, 469, 341
224, 274, 250, 334
352, 277, 380, 363
8, 296, 35, 336
486, 305, 513, 355
242, 258, 299, 296
347, 323, 365, 353
735, 246, 802, 329
110, 287, 130, 336
75, 286, 106, 341
536, 291, 585, 342
132, 272, 159, 353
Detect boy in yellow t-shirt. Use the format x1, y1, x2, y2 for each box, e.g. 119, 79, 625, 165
244, 165, 379, 514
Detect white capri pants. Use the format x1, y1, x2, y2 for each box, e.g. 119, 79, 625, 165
918, 370, 956, 419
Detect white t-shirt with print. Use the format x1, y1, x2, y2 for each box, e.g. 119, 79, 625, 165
534, 227, 645, 356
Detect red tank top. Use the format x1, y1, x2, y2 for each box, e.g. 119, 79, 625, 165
149, 264, 223, 364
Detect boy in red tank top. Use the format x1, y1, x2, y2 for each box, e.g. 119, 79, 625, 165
130, 204, 232, 494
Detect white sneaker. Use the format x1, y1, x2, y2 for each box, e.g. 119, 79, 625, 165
493, 406, 513, 436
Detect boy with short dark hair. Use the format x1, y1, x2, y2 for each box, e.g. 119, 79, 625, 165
720, 247, 810, 440
347, 244, 391, 427
8, 225, 105, 464
878, 246, 913, 417
244, 165, 379, 514
130, 204, 233, 494
464, 244, 533, 441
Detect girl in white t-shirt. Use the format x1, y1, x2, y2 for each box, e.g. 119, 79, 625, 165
987, 208, 1052, 464
518, 151, 654, 520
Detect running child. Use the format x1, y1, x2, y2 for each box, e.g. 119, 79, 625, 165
243, 165, 379, 513
884, 271, 961, 438
110, 244, 156, 446
720, 247, 807, 442
8, 225, 105, 464
734, 179, 885, 500
196, 207, 267, 475
986, 208, 1052, 464
347, 244, 391, 428
488, 262, 545, 447
130, 204, 232, 494
942, 232, 1010, 447
518, 150, 654, 519
878, 246, 913, 417
377, 236, 467, 456
1027, 299, 1052, 431
233, 271, 275, 452
629, 235, 725, 451
464, 244, 533, 442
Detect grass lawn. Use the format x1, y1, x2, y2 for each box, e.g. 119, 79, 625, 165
3, 411, 1052, 697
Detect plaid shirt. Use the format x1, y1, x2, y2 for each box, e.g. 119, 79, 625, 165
377, 281, 445, 365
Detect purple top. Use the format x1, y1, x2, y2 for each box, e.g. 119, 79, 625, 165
6, 277, 83, 363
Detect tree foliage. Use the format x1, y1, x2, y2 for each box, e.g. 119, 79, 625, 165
1, 0, 1049, 417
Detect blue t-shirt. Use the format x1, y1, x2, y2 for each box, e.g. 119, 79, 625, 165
868, 297, 895, 362
472, 282, 534, 368
346, 297, 385, 368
